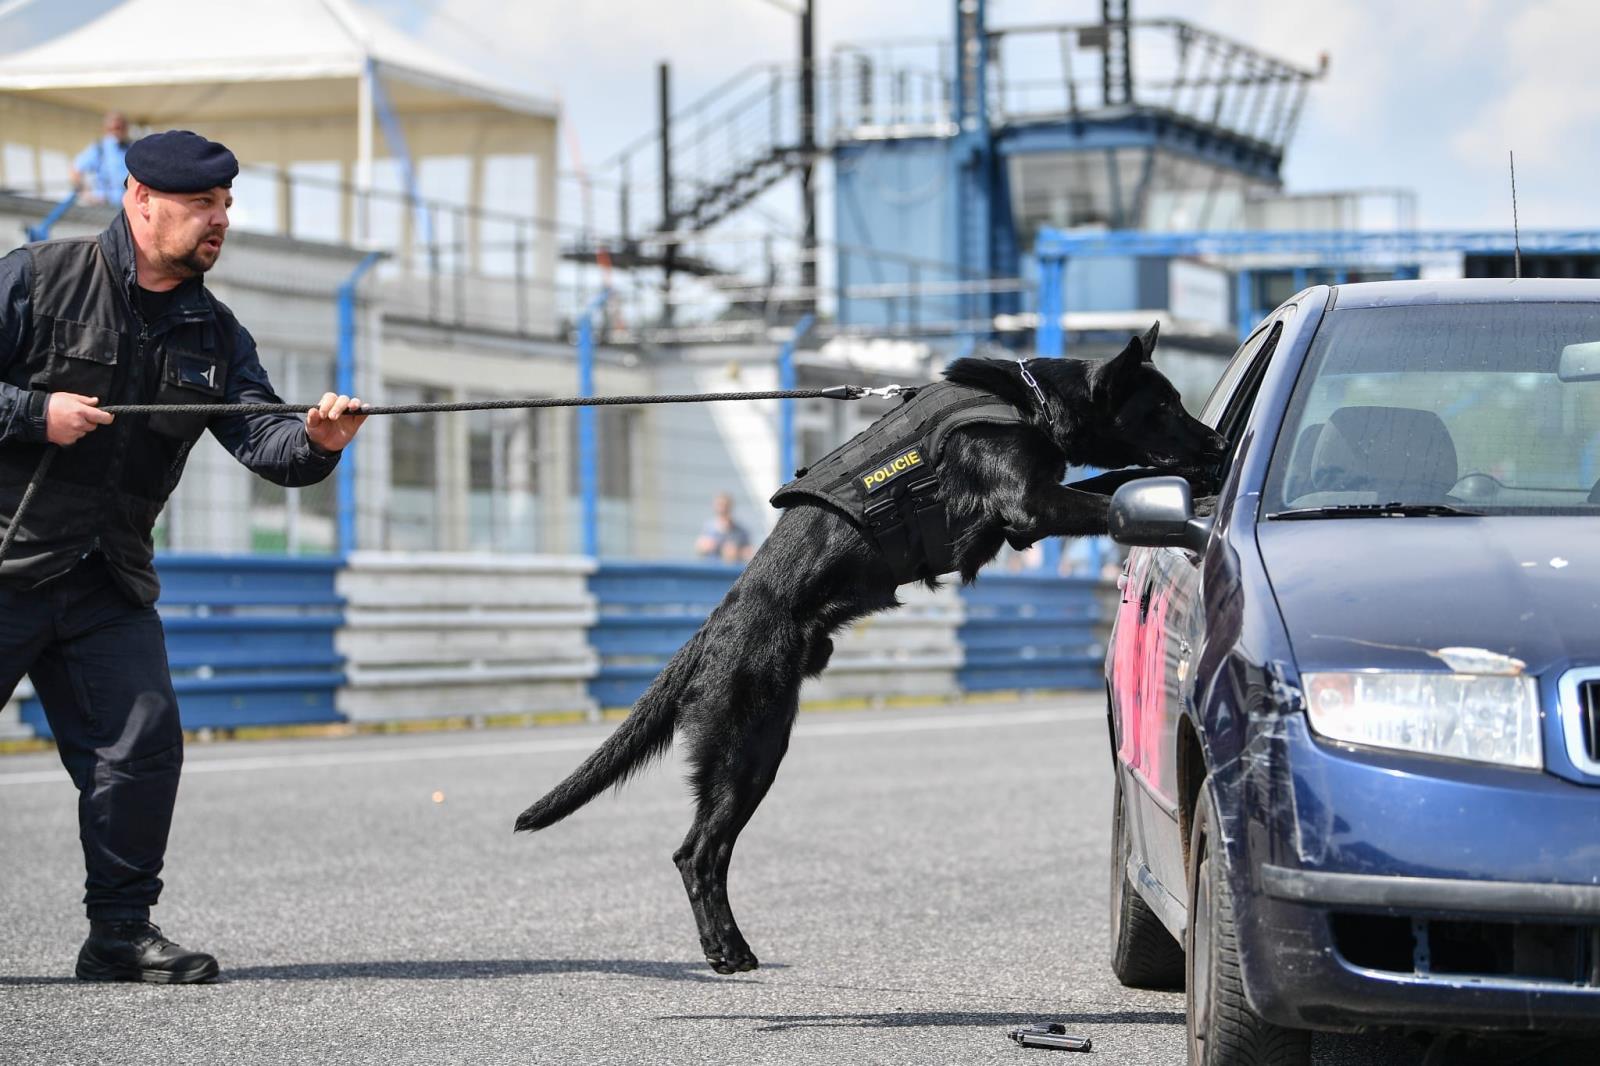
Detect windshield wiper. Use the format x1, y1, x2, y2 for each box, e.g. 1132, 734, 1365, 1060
1267, 501, 1484, 520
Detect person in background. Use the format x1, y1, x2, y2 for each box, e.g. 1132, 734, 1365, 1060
694, 491, 754, 563
69, 112, 132, 205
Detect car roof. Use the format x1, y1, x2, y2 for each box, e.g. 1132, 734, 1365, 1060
1329, 277, 1600, 310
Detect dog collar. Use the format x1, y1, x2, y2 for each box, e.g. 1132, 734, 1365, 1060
1015, 359, 1048, 411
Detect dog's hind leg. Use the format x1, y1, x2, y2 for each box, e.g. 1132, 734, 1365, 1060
672, 638, 811, 973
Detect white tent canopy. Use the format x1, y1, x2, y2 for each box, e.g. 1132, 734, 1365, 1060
0, 0, 559, 259
0, 0, 557, 121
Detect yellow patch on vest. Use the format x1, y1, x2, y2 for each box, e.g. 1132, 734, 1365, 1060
860, 449, 924, 493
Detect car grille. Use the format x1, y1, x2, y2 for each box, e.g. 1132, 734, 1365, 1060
1582, 681, 1600, 763
1557, 668, 1600, 777
1333, 913, 1600, 987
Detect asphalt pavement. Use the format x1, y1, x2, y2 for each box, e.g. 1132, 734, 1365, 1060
0, 695, 1468, 1065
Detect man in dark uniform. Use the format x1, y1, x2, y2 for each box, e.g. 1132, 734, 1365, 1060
0, 130, 366, 983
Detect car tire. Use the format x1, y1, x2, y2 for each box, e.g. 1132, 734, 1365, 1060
1186, 781, 1310, 1066
1109, 775, 1185, 989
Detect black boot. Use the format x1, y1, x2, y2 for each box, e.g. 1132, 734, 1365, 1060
75, 921, 220, 984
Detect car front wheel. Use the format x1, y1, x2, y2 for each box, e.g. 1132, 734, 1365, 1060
1109, 774, 1185, 989
1185, 781, 1310, 1066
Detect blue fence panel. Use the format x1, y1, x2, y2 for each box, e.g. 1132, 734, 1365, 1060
21, 554, 345, 736
587, 561, 741, 708
957, 574, 1109, 691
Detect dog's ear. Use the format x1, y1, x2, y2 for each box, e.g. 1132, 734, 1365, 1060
1139, 321, 1159, 359
1101, 326, 1156, 399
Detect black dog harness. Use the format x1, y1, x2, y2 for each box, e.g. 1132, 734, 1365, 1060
770, 381, 1026, 584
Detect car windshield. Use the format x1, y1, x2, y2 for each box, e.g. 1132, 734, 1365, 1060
1263, 302, 1600, 517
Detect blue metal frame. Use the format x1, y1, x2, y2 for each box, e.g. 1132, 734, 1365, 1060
1035, 254, 1065, 357
366, 59, 435, 247
19, 555, 346, 736
1036, 228, 1600, 260
577, 290, 610, 558
778, 313, 815, 483
951, 0, 997, 340
25, 191, 78, 242
1034, 226, 1600, 341
587, 561, 742, 707
335, 251, 384, 557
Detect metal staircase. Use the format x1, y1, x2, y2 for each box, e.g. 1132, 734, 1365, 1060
560, 5, 1327, 339
667, 144, 810, 233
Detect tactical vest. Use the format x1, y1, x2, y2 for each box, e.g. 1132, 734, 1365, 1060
0, 223, 236, 605
771, 381, 1026, 584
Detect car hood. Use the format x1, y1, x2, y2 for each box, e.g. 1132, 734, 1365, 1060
1256, 517, 1600, 675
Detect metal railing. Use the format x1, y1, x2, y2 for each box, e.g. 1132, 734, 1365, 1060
986, 18, 1324, 149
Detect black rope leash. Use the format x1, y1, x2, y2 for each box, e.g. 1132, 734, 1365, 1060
98, 384, 881, 417
0, 448, 54, 567
0, 383, 905, 567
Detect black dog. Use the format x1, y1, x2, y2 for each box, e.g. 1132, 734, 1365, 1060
514, 324, 1225, 973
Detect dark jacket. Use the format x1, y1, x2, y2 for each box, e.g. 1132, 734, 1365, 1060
0, 214, 339, 605
771, 381, 1024, 583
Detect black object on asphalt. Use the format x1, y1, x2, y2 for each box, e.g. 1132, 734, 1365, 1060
1008, 1023, 1092, 1052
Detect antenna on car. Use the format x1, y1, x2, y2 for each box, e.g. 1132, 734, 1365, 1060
1509, 150, 1522, 279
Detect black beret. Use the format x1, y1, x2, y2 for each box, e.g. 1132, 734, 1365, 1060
125, 130, 238, 193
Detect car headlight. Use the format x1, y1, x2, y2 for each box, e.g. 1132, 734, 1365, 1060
1302, 672, 1542, 769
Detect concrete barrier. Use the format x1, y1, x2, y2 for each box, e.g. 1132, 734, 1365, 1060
337, 552, 599, 721
0, 556, 1110, 742
800, 582, 965, 703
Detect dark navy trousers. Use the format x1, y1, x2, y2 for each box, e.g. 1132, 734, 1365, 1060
0, 555, 182, 921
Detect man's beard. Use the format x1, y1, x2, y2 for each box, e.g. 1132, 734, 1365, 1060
163, 237, 220, 278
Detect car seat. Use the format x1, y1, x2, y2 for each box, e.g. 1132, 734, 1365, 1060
1281, 423, 1324, 503
1307, 406, 1459, 501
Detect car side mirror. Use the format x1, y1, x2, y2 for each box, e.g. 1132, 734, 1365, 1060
1108, 476, 1212, 554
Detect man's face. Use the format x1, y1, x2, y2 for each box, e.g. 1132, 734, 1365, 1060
105, 115, 128, 141
147, 186, 231, 277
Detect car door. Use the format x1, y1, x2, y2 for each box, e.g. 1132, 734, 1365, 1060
1122, 308, 1298, 901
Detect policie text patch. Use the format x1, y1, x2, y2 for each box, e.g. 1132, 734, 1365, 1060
860, 448, 924, 494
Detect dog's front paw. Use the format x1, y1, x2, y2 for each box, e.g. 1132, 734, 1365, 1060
1183, 467, 1223, 496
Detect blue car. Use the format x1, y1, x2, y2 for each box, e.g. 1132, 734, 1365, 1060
1102, 279, 1600, 1065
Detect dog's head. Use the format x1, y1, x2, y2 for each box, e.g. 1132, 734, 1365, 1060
1085, 323, 1227, 478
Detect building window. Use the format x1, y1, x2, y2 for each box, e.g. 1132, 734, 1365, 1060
569, 408, 636, 500
469, 404, 541, 553
388, 384, 447, 549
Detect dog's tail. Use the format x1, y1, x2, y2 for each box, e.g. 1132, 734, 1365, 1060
513, 630, 706, 833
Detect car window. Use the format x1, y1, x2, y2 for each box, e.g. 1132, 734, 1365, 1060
1198, 328, 1272, 429
1263, 302, 1600, 515
1214, 315, 1290, 446
1199, 304, 1297, 432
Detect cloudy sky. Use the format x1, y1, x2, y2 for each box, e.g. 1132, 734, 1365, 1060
3, 1, 1590, 230
350, 0, 1598, 231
